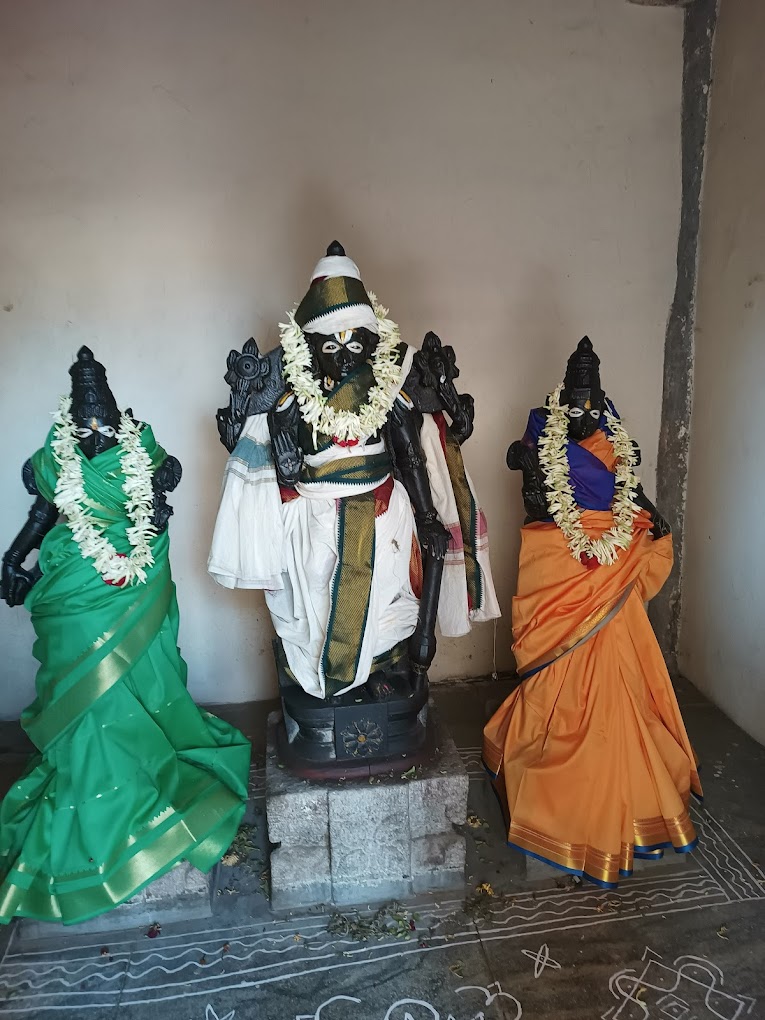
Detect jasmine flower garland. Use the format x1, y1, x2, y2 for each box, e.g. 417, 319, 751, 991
538, 385, 641, 566
50, 396, 156, 585
278, 294, 403, 443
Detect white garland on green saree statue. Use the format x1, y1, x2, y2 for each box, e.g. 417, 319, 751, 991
279, 294, 402, 443
538, 384, 640, 566
51, 396, 156, 585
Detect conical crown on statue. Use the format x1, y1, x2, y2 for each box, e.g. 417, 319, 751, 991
68, 346, 120, 423
563, 336, 603, 399
295, 241, 378, 335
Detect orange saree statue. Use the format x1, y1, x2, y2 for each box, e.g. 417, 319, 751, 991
483, 339, 701, 888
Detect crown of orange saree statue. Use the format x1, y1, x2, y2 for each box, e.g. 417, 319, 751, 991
483, 337, 702, 888
0, 348, 250, 926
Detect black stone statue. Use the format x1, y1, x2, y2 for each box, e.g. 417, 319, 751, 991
507, 336, 670, 538
210, 242, 497, 777
1, 347, 182, 606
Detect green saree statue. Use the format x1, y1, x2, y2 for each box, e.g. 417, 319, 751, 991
0, 348, 250, 925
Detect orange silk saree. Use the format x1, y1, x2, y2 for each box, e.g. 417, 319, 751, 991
483, 430, 702, 888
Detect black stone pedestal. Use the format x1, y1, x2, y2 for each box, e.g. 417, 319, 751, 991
273, 640, 430, 780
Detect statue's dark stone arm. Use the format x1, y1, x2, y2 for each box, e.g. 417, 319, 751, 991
1, 460, 58, 607
151, 454, 182, 534
633, 484, 671, 539
404, 332, 475, 444
507, 435, 549, 524
625, 440, 670, 538
388, 401, 449, 671
216, 340, 286, 453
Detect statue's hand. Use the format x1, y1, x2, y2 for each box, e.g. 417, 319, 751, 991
150, 456, 182, 533
506, 441, 524, 471
634, 483, 671, 539
409, 624, 436, 670
450, 393, 475, 445
154, 455, 182, 494
415, 511, 450, 560
1, 558, 38, 607
216, 407, 244, 453
271, 430, 302, 488
228, 373, 252, 423
650, 512, 671, 540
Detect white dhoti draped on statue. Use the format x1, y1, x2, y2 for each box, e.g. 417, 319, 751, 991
209, 405, 500, 700
209, 414, 421, 698
265, 479, 420, 698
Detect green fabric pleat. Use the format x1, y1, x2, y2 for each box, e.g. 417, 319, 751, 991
0, 423, 251, 926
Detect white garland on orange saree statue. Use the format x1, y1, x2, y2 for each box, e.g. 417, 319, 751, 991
537, 385, 640, 566
51, 396, 156, 585
278, 294, 402, 443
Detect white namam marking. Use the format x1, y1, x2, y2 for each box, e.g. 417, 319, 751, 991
602, 946, 756, 1019
520, 943, 562, 979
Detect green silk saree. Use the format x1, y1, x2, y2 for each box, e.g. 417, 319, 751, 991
0, 424, 250, 925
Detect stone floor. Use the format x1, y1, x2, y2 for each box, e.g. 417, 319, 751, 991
0, 675, 763, 1019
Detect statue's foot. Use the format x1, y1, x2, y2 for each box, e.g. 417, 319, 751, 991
367, 673, 395, 701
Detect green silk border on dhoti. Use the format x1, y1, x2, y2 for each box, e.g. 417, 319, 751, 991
442, 426, 482, 612
321, 490, 377, 696
297, 348, 409, 694
300, 453, 390, 486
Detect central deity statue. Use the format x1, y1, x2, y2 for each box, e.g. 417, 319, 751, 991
209, 243, 499, 773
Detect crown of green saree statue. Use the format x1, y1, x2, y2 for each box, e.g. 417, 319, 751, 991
0, 347, 250, 926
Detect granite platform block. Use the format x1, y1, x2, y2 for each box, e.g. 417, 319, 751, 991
268, 845, 332, 909
266, 702, 469, 910
17, 861, 212, 941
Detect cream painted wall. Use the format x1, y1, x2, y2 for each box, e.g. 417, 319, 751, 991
679, 0, 765, 744
0, 0, 683, 717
